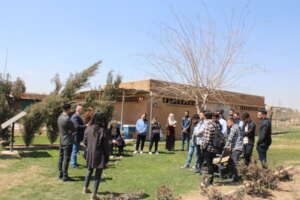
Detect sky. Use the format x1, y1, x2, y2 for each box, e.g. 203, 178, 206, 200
0, 0, 299, 110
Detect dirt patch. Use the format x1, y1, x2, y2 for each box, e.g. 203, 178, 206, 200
0, 163, 7, 168
181, 168, 300, 200
0, 165, 44, 192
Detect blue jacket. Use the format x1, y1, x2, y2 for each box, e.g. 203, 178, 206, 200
136, 119, 149, 136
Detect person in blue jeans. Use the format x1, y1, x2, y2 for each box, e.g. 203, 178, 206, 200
134, 113, 149, 154
70, 105, 87, 168
181, 113, 202, 169
181, 111, 191, 151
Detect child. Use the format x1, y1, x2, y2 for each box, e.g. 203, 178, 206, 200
149, 118, 161, 154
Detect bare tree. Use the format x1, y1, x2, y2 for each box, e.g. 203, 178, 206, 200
147, 9, 255, 113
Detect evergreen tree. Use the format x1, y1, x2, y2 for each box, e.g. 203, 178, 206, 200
22, 61, 101, 146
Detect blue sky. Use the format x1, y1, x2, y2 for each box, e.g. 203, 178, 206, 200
0, 0, 299, 109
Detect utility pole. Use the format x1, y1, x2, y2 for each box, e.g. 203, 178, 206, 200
149, 91, 153, 139
120, 90, 125, 131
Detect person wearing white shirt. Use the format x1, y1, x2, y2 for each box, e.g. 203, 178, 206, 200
193, 112, 206, 173
217, 109, 228, 137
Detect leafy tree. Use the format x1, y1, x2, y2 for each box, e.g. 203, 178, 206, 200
22, 101, 47, 146
22, 61, 101, 146
99, 71, 122, 121
0, 74, 26, 144
44, 95, 64, 144
61, 61, 100, 101
11, 77, 26, 99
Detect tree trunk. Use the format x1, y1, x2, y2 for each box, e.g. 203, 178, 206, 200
195, 96, 201, 114
195, 102, 201, 114
201, 95, 208, 111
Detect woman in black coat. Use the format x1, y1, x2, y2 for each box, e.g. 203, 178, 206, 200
83, 112, 110, 200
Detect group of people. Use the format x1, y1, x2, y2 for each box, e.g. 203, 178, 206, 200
56, 103, 272, 199
133, 112, 183, 154
57, 104, 114, 200
179, 109, 272, 186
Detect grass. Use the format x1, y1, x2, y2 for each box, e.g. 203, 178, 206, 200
1, 127, 300, 200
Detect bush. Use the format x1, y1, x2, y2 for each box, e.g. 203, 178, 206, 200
156, 185, 182, 200
44, 95, 64, 144
239, 160, 279, 196
22, 102, 47, 146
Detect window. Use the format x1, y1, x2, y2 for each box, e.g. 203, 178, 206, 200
239, 105, 259, 111
162, 97, 195, 106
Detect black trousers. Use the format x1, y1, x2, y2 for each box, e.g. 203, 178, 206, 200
243, 144, 254, 166
229, 150, 242, 181
136, 135, 146, 151
196, 145, 204, 169
58, 145, 72, 177
257, 144, 269, 168
84, 167, 103, 195
112, 144, 124, 156
203, 150, 215, 184
166, 135, 175, 151
149, 133, 160, 152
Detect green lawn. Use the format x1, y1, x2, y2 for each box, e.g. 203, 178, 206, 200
1, 128, 300, 200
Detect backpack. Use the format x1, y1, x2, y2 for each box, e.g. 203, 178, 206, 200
213, 122, 225, 153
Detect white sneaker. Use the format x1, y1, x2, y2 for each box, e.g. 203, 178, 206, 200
133, 151, 138, 154
149, 152, 152, 155
140, 151, 144, 154
155, 152, 159, 155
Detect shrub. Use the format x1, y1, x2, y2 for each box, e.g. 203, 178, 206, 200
239, 160, 279, 196
44, 95, 64, 144
156, 185, 182, 200
22, 102, 47, 146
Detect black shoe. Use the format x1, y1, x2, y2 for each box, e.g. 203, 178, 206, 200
58, 173, 63, 179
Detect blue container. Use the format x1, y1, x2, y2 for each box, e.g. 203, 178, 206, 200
122, 124, 136, 139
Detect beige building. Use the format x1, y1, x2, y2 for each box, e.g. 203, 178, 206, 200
109, 79, 265, 139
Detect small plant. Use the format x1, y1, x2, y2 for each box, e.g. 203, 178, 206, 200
239, 160, 279, 196
275, 165, 294, 181
156, 185, 182, 200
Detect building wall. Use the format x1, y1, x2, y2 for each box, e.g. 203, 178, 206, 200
112, 99, 148, 125
112, 94, 263, 140
115, 79, 265, 140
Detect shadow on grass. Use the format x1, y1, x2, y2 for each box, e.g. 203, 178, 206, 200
0, 154, 21, 160
5, 144, 59, 151
72, 176, 113, 182
158, 151, 176, 155
20, 151, 52, 158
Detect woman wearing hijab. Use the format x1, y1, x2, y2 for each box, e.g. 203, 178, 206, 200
166, 113, 177, 151
82, 112, 110, 200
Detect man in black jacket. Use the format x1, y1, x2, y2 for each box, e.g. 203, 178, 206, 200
256, 109, 272, 169
241, 112, 256, 166
58, 104, 75, 181
70, 105, 86, 168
